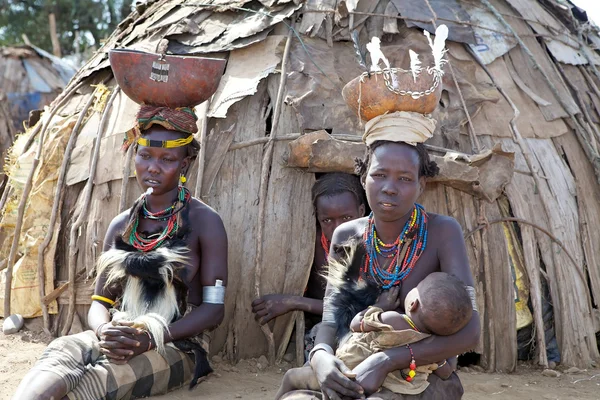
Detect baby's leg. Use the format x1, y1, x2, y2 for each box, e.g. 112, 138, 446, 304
275, 366, 320, 400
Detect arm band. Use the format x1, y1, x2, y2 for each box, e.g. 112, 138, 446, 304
91, 295, 116, 307
308, 343, 334, 363
465, 286, 478, 312
203, 280, 226, 304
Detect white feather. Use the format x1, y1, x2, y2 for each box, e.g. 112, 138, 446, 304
409, 50, 422, 82
424, 24, 449, 73
366, 37, 391, 72
95, 246, 190, 356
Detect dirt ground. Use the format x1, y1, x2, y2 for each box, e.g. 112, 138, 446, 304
1, 330, 599, 400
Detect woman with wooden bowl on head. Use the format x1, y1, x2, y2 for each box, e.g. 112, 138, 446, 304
279, 25, 480, 400
13, 50, 229, 400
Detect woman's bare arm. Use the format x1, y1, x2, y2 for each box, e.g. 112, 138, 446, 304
371, 217, 480, 372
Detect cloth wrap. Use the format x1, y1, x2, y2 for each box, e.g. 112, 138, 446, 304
30, 304, 209, 400
335, 307, 438, 395
363, 111, 436, 147
123, 105, 198, 150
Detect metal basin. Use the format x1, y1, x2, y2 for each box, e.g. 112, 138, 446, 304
109, 49, 227, 107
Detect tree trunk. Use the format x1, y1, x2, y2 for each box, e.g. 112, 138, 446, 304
48, 13, 61, 58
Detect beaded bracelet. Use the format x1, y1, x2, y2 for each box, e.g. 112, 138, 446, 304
401, 344, 417, 382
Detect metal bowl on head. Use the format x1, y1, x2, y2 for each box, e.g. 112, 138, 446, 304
342, 70, 442, 121
109, 49, 227, 108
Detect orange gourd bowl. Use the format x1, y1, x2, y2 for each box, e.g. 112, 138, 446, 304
109, 49, 226, 107
342, 70, 442, 121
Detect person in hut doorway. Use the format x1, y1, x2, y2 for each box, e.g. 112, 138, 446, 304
279, 136, 480, 400
252, 172, 366, 360
12, 106, 228, 400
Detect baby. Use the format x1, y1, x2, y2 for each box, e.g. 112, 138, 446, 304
276, 272, 472, 398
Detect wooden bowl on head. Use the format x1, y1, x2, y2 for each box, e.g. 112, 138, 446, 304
109, 49, 227, 107
342, 70, 442, 121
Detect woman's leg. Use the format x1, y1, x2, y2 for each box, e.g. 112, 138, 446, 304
12, 331, 101, 400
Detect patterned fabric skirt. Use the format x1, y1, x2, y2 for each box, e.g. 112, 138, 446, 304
31, 330, 209, 400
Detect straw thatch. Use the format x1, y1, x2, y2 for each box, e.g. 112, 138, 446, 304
0, 45, 76, 131
1, 0, 600, 372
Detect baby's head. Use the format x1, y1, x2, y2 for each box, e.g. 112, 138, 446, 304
404, 272, 472, 336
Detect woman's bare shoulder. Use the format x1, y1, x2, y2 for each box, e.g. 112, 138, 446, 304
331, 217, 368, 245
427, 212, 463, 235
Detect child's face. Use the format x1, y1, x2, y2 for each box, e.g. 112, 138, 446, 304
316, 192, 364, 241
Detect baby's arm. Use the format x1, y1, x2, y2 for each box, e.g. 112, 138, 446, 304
350, 310, 412, 332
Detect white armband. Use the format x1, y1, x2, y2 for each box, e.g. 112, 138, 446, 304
466, 286, 478, 312
203, 279, 226, 304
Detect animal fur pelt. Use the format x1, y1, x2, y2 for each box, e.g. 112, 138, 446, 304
95, 234, 212, 389
326, 239, 382, 340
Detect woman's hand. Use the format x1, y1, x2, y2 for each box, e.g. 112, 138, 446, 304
310, 351, 365, 400
251, 294, 294, 325
98, 321, 153, 364
352, 352, 390, 396
374, 285, 402, 312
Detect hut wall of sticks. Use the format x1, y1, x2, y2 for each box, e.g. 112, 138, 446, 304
1, 0, 600, 372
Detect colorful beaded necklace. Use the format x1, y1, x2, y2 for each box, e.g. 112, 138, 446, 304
129, 186, 191, 252
362, 204, 428, 289
321, 232, 330, 258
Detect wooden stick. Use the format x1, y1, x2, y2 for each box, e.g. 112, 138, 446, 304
42, 269, 88, 306
464, 217, 589, 300
253, 28, 294, 365
62, 88, 120, 336
119, 143, 135, 213
3, 84, 81, 318
479, 203, 495, 371
37, 89, 97, 333
194, 100, 211, 199
295, 311, 305, 367
0, 185, 12, 215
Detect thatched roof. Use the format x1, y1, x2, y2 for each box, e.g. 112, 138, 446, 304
0, 45, 76, 130
1, 0, 600, 371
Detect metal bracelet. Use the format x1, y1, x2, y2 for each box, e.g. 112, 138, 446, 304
308, 343, 334, 363
466, 286, 478, 312
203, 279, 226, 304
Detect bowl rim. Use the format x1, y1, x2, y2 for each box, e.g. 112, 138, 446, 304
108, 48, 227, 63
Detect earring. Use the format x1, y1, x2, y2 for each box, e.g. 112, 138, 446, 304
133, 170, 137, 176
179, 174, 187, 184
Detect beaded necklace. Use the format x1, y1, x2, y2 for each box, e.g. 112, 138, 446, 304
362, 204, 428, 289
321, 232, 330, 258
129, 186, 191, 252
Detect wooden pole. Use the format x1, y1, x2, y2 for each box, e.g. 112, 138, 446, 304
48, 13, 62, 58
194, 100, 211, 199
37, 89, 97, 334
119, 142, 135, 213
3, 83, 81, 318
62, 88, 120, 336
253, 27, 294, 364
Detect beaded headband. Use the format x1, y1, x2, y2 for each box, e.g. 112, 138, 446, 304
137, 135, 194, 148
